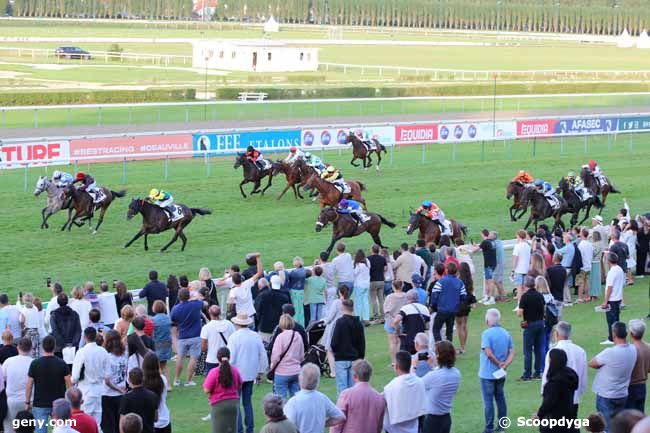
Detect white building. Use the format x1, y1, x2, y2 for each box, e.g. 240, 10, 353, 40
192, 41, 319, 72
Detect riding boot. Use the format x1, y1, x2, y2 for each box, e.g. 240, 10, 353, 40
166, 205, 175, 218
434, 220, 444, 231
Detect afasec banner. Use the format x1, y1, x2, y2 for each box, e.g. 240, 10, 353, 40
70, 135, 193, 163
395, 124, 437, 143
517, 119, 559, 138
194, 130, 301, 154
619, 116, 650, 132
0, 141, 70, 169
301, 126, 395, 148
554, 117, 618, 135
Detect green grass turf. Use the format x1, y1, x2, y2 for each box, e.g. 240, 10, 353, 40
1, 136, 649, 432
4, 94, 650, 129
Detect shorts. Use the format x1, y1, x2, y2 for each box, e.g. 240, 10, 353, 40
484, 266, 495, 280
493, 263, 504, 283
384, 321, 397, 334
177, 336, 201, 359
575, 271, 590, 287
514, 273, 526, 286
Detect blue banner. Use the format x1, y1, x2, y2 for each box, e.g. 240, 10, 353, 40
618, 116, 650, 132
553, 117, 618, 135
193, 129, 301, 155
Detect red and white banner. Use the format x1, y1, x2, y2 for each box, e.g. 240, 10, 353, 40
516, 119, 558, 138
70, 134, 193, 163
0, 141, 70, 169
395, 123, 438, 143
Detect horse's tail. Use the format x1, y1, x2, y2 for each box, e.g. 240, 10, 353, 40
191, 208, 212, 216
111, 190, 127, 198
380, 143, 387, 154
357, 181, 367, 192
609, 184, 621, 194
378, 215, 396, 228
460, 224, 469, 237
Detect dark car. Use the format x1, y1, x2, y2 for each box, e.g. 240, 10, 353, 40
55, 46, 91, 60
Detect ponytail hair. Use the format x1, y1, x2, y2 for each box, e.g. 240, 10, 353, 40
217, 347, 233, 388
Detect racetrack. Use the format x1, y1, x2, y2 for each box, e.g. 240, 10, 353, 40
2, 104, 650, 140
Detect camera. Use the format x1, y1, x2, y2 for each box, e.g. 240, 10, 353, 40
418, 352, 429, 361
46, 277, 52, 287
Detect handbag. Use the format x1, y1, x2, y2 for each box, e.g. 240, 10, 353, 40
266, 330, 295, 382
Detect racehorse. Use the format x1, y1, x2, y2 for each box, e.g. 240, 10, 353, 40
315, 207, 395, 258
61, 185, 126, 233
406, 211, 467, 246
580, 167, 620, 213
302, 172, 367, 209
124, 198, 211, 252
520, 186, 569, 232
557, 177, 604, 226
234, 153, 274, 198
344, 132, 387, 170
34, 176, 71, 229
271, 160, 304, 200
506, 181, 529, 222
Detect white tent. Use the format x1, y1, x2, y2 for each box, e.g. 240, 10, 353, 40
617, 28, 634, 48
264, 15, 280, 33
637, 30, 650, 49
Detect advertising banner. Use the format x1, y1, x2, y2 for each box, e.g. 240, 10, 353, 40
194, 129, 301, 154
0, 141, 70, 169
301, 126, 395, 148
516, 119, 559, 138
618, 115, 650, 132
477, 121, 517, 140
554, 117, 618, 135
70, 135, 193, 163
437, 122, 481, 142
395, 123, 437, 143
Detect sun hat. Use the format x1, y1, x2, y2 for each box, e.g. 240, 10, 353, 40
232, 313, 253, 326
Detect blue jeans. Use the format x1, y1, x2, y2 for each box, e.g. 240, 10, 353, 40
523, 320, 545, 378
335, 360, 354, 396
236, 381, 254, 433
480, 378, 507, 433
625, 383, 647, 412
273, 374, 300, 401
541, 328, 552, 371
606, 300, 621, 341
596, 394, 627, 431
309, 303, 325, 324
384, 281, 393, 296
32, 406, 52, 433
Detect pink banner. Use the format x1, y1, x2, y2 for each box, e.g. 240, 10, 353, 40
70, 135, 193, 163
516, 119, 558, 138
395, 124, 438, 143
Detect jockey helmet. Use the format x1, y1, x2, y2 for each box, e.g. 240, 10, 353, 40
75, 172, 85, 181
52, 170, 62, 179
290, 146, 297, 153
149, 188, 160, 200
567, 171, 575, 178
518, 170, 526, 176
355, 129, 363, 137
422, 200, 433, 208
304, 152, 312, 158
339, 199, 349, 208
588, 160, 597, 170
534, 179, 544, 187
326, 166, 336, 174
246, 145, 254, 153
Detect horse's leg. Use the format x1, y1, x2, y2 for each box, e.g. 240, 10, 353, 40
144, 233, 149, 251
41, 207, 50, 229
375, 151, 381, 171
370, 232, 385, 249
277, 183, 291, 200
179, 230, 188, 252
160, 226, 183, 252
599, 191, 608, 214
296, 185, 304, 200
366, 154, 373, 169
261, 175, 273, 195
92, 206, 108, 234
578, 204, 592, 226
124, 228, 145, 249
509, 205, 516, 222
62, 209, 78, 231
350, 157, 360, 167
523, 214, 534, 231
251, 179, 262, 194
239, 180, 248, 198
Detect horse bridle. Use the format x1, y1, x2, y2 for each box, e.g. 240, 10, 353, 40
316, 209, 339, 227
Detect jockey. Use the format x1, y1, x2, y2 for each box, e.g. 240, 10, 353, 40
511, 170, 534, 185
148, 188, 175, 217
534, 179, 559, 208
338, 198, 364, 225
353, 129, 374, 150
52, 170, 74, 188
245, 145, 265, 171
304, 152, 326, 173
585, 159, 606, 187
566, 171, 590, 201
416, 200, 446, 230
74, 172, 100, 202
284, 146, 304, 165
321, 166, 346, 190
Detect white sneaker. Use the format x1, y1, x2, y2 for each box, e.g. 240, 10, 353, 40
477, 297, 488, 304
600, 340, 614, 345
173, 380, 181, 387
184, 381, 197, 387
484, 297, 496, 305
202, 414, 211, 422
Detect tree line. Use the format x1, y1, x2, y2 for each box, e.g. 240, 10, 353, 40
5, 0, 650, 36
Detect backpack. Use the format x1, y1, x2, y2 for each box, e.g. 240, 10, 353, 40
570, 243, 583, 277
544, 300, 559, 330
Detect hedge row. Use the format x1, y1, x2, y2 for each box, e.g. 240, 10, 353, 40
0, 88, 196, 106
214, 82, 650, 100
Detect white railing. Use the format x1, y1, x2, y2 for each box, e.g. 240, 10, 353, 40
0, 46, 192, 65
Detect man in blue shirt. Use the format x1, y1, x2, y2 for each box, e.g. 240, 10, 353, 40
139, 270, 167, 315
556, 232, 577, 305
430, 262, 467, 343
479, 308, 515, 433
170, 288, 203, 387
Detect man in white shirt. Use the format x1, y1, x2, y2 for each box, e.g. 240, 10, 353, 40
393, 243, 416, 290
97, 281, 119, 329
227, 253, 262, 323
0, 294, 22, 340
228, 313, 269, 433
511, 230, 531, 303
602, 252, 625, 345
2, 337, 33, 433
541, 321, 587, 420
383, 350, 427, 433
590, 321, 637, 431
201, 305, 235, 372
332, 242, 354, 289
71, 327, 110, 426
576, 228, 594, 303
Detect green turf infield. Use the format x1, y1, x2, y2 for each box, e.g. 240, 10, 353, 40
1, 134, 649, 433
